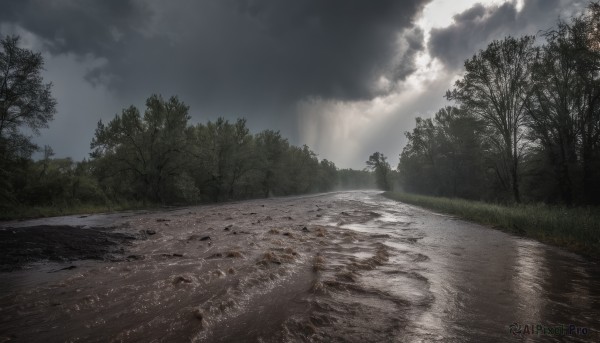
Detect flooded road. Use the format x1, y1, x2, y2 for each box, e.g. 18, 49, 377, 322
1, 191, 599, 342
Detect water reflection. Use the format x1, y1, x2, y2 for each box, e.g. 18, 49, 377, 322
350, 192, 599, 342
0, 191, 598, 342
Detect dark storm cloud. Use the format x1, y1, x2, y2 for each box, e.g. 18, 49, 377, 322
428, 0, 587, 69
0, 0, 150, 55
1, 0, 430, 110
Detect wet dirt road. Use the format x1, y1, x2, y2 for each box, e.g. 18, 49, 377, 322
1, 191, 599, 342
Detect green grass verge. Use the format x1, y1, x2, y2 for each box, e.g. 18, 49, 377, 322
383, 192, 600, 259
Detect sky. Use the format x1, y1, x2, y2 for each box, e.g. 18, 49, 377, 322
0, 0, 587, 169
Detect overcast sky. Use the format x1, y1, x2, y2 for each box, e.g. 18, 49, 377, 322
0, 0, 586, 169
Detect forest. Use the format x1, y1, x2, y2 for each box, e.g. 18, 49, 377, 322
0, 35, 376, 217
2, 4, 600, 219
0, 90, 375, 217
398, 6, 600, 205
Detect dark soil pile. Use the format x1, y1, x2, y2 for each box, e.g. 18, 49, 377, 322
0, 225, 135, 271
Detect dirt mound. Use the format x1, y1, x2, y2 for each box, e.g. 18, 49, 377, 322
0, 225, 135, 271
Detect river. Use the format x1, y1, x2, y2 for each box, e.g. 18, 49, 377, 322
0, 191, 598, 342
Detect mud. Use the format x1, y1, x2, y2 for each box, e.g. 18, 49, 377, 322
0, 225, 136, 271
0, 191, 599, 342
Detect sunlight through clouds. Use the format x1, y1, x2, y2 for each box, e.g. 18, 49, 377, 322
0, 0, 585, 168
297, 0, 527, 169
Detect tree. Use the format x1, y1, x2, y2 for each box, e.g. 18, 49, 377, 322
285, 145, 320, 194
523, 5, 600, 205
192, 118, 254, 201
255, 130, 289, 197
399, 117, 437, 194
0, 35, 56, 206
577, 3, 600, 204
317, 159, 338, 192
337, 168, 376, 189
526, 20, 586, 204
447, 36, 537, 203
399, 107, 488, 198
366, 152, 391, 191
90, 95, 192, 203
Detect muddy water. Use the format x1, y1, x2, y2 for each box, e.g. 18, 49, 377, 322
0, 191, 598, 342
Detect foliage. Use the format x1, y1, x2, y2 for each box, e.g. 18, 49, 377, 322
337, 168, 376, 190
401, 5, 600, 206
446, 36, 537, 202
366, 152, 392, 191
84, 95, 347, 207
524, 13, 600, 204
0, 35, 57, 208
399, 107, 489, 199
90, 95, 193, 203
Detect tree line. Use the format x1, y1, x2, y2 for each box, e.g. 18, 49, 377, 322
0, 36, 376, 215
89, 97, 349, 204
399, 5, 600, 205
4, 3, 599, 214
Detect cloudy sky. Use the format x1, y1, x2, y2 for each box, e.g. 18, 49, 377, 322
0, 0, 586, 169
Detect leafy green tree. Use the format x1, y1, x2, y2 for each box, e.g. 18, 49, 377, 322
0, 35, 56, 207
366, 152, 391, 191
255, 130, 289, 196
433, 107, 488, 198
337, 168, 376, 189
523, 5, 600, 204
399, 117, 437, 194
285, 145, 320, 194
90, 95, 192, 203
526, 20, 584, 204
399, 107, 488, 198
191, 118, 254, 201
317, 159, 338, 192
447, 36, 537, 203
578, 3, 600, 204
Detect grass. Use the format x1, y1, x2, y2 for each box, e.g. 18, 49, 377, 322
383, 192, 600, 259
0, 201, 152, 221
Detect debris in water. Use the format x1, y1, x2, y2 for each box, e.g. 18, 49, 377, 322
258, 251, 282, 266
226, 251, 243, 258
161, 253, 184, 258
173, 275, 192, 284
193, 309, 204, 322
313, 255, 326, 272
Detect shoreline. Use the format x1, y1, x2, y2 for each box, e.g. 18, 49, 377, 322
383, 191, 600, 260
1, 191, 598, 342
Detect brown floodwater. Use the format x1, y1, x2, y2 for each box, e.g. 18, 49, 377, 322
0, 191, 598, 342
